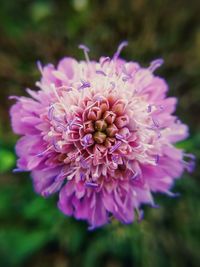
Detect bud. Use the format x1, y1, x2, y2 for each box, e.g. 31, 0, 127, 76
103, 111, 116, 124
83, 120, 94, 133
93, 131, 107, 144
88, 107, 102, 121
95, 119, 107, 131
115, 115, 129, 128
106, 124, 118, 137
111, 100, 125, 115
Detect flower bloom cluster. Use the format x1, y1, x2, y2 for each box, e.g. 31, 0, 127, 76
10, 43, 194, 228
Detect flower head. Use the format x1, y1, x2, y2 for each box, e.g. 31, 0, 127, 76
10, 43, 194, 228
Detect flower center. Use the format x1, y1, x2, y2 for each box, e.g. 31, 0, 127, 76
46, 94, 133, 175
63, 95, 133, 168
80, 96, 129, 147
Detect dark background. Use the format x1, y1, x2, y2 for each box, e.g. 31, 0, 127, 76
0, 0, 199, 266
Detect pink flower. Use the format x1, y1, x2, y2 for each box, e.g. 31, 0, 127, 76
10, 42, 194, 229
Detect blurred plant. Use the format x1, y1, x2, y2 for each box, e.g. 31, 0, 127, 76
0, 0, 199, 266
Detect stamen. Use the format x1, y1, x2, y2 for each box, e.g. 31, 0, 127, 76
67, 172, 76, 181
122, 65, 129, 75
122, 76, 131, 82
67, 117, 78, 130
9, 96, 20, 101
13, 168, 27, 173
78, 44, 90, 64
183, 160, 195, 173
100, 57, 110, 67
122, 66, 132, 81
184, 153, 195, 160
85, 154, 94, 161
113, 41, 128, 60
80, 158, 89, 169
165, 191, 181, 198
85, 182, 99, 188
111, 155, 119, 163
147, 105, 152, 113
152, 117, 159, 128
53, 116, 64, 124
109, 141, 122, 153
149, 59, 164, 72
115, 133, 128, 143
115, 134, 123, 141
41, 186, 56, 198
78, 80, 91, 90
66, 87, 73, 92
155, 155, 159, 164
93, 165, 99, 179
96, 70, 107, 76
37, 60, 43, 74
48, 105, 54, 120
53, 140, 62, 151
54, 124, 66, 133
131, 171, 138, 180
157, 131, 161, 139
78, 44, 90, 53
110, 81, 115, 89
41, 175, 64, 197
67, 135, 80, 142
72, 122, 83, 128
159, 105, 164, 110
36, 145, 53, 157
150, 203, 160, 208
81, 134, 93, 147
80, 173, 85, 181
135, 208, 143, 222
84, 101, 98, 112
50, 84, 68, 113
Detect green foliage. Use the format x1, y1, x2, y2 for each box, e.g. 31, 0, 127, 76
0, 148, 15, 173
0, 0, 199, 266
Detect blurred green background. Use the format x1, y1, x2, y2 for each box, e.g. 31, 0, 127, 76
0, 0, 199, 266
